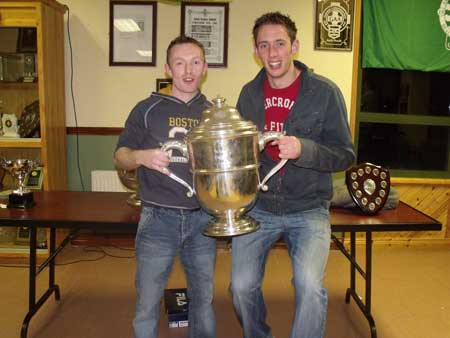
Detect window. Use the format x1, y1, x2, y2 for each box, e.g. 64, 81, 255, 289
354, 1, 450, 179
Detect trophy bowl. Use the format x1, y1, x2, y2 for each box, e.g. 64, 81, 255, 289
161, 96, 287, 237
0, 158, 40, 208
117, 168, 141, 207
191, 135, 262, 236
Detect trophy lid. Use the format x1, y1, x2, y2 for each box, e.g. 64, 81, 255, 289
188, 96, 257, 140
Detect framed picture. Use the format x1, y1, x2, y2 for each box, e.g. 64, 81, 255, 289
156, 78, 172, 93
181, 2, 229, 68
109, 1, 157, 66
315, 0, 354, 51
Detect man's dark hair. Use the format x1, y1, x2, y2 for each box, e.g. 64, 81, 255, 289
166, 35, 206, 64
253, 12, 298, 43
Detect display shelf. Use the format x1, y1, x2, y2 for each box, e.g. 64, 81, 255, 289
0, 0, 68, 256
0, 138, 41, 148
0, 82, 38, 90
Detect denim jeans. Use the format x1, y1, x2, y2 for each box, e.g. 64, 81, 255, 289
133, 206, 217, 338
231, 207, 331, 338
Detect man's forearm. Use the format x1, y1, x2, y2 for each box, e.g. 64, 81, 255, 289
114, 147, 140, 171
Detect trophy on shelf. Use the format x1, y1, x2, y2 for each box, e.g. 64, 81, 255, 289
22, 54, 37, 83
0, 158, 40, 208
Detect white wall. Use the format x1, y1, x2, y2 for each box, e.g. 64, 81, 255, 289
63, 0, 354, 127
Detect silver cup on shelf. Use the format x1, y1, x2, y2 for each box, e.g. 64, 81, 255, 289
0, 158, 40, 208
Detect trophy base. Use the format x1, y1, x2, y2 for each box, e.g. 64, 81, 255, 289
8, 192, 35, 209
203, 214, 260, 237
126, 193, 141, 207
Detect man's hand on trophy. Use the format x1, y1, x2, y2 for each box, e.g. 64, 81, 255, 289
137, 149, 170, 175
272, 136, 301, 159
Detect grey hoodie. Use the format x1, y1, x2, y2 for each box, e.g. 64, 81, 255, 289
116, 92, 210, 209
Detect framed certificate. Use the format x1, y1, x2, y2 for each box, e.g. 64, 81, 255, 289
181, 2, 229, 68
315, 0, 354, 51
109, 1, 157, 66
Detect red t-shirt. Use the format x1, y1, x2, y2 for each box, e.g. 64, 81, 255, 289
263, 73, 301, 161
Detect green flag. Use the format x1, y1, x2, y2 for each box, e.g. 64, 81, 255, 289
362, 0, 450, 72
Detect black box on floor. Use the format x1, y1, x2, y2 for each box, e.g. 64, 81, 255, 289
164, 288, 189, 328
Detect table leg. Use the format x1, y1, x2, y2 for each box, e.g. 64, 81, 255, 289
346, 232, 356, 303
20, 227, 79, 338
332, 232, 377, 338
365, 231, 376, 338
22, 226, 37, 336
49, 228, 61, 300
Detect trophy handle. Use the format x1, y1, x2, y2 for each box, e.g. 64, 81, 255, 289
257, 131, 288, 192
160, 141, 195, 197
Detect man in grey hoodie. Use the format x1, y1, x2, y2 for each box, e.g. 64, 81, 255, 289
115, 36, 216, 338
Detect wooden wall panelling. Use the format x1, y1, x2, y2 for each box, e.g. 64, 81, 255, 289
355, 184, 450, 245
395, 184, 449, 238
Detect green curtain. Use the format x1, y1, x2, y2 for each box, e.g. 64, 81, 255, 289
362, 0, 450, 72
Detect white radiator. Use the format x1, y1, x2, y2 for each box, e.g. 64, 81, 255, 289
91, 170, 127, 192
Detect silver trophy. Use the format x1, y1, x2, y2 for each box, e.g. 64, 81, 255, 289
117, 168, 141, 207
0, 158, 40, 208
161, 96, 287, 237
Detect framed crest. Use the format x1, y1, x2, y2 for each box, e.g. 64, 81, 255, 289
315, 0, 354, 51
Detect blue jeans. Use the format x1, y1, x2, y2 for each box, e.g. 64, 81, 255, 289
133, 206, 217, 338
231, 207, 331, 338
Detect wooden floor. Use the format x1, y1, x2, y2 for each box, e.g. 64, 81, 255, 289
0, 243, 449, 338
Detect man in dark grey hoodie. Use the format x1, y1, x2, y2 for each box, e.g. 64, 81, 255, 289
115, 36, 216, 338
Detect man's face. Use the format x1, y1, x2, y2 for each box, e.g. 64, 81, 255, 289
254, 24, 299, 85
165, 43, 207, 100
